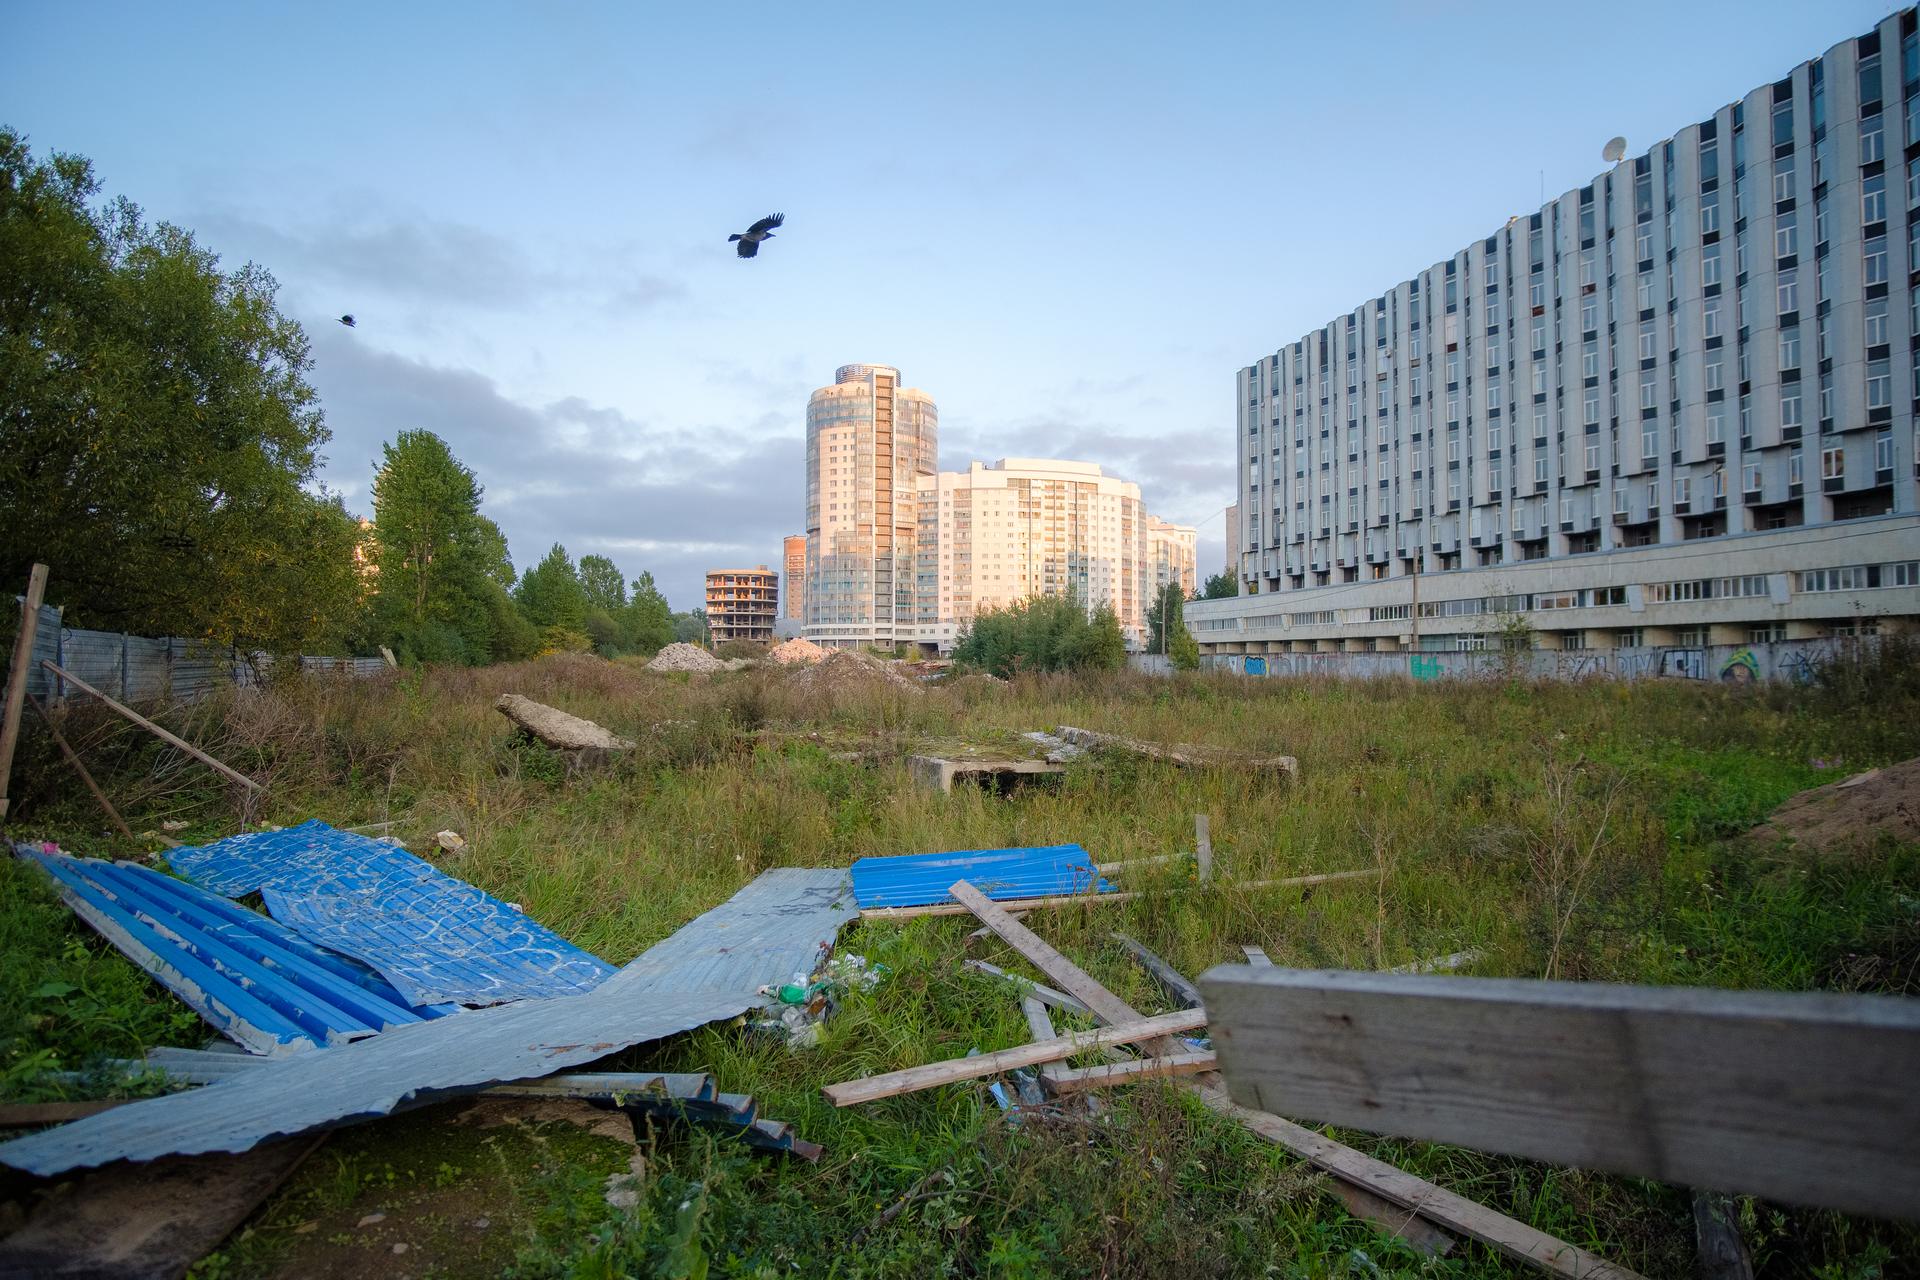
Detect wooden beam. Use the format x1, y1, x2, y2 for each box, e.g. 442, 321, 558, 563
1191, 1084, 1632, 1276
1194, 813, 1212, 883
1047, 1052, 1217, 1093
963, 959, 1091, 1014
953, 879, 1464, 1259
1019, 995, 1056, 1043
861, 869, 1379, 921
27, 695, 135, 842
0, 1098, 128, 1127
1092, 853, 1185, 875
0, 563, 49, 823
1240, 945, 1273, 967
1198, 966, 1920, 1221
822, 1008, 1209, 1107
41, 660, 261, 793
1113, 933, 1204, 1009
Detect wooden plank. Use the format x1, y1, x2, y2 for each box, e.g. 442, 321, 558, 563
1240, 945, 1273, 967
1020, 995, 1057, 1043
1194, 813, 1212, 883
1191, 1084, 1633, 1277
1047, 1052, 1217, 1093
1198, 966, 1920, 1221
954, 881, 1462, 1259
0, 563, 49, 823
1692, 1190, 1754, 1280
1113, 932, 1204, 1009
863, 869, 1378, 921
41, 660, 261, 792
963, 959, 1091, 1014
1092, 853, 1184, 874
28, 694, 135, 841
0, 1098, 128, 1127
821, 1008, 1210, 1107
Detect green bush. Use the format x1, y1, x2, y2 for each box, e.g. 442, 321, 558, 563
951, 594, 1126, 677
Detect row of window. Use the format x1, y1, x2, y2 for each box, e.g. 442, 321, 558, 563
1796, 560, 1920, 591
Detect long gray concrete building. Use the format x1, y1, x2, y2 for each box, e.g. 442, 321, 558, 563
1195, 10, 1920, 658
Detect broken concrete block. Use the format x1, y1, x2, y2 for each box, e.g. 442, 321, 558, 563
494, 694, 635, 753
908, 755, 1068, 794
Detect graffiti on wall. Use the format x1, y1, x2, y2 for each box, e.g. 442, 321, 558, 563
1206, 637, 1860, 684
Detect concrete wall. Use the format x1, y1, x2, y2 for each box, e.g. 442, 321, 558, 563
1198, 635, 1886, 684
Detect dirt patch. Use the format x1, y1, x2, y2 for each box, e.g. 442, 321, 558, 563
769, 637, 826, 665
786, 649, 921, 696
1749, 757, 1920, 857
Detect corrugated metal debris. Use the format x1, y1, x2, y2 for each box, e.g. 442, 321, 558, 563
17, 847, 451, 1055
849, 844, 1112, 909
167, 820, 615, 1007
0, 867, 853, 1176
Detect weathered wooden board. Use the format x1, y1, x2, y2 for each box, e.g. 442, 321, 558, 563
822, 1008, 1209, 1107
1047, 1052, 1217, 1093
1199, 966, 1920, 1220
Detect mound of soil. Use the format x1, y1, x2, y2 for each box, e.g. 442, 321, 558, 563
769, 637, 826, 665
1749, 756, 1920, 857
646, 643, 725, 673
787, 649, 920, 696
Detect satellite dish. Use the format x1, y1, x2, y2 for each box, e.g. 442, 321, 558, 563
1602, 136, 1628, 164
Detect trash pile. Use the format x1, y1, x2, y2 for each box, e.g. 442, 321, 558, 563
646, 643, 727, 673
752, 953, 884, 1048
787, 649, 921, 696
768, 636, 826, 665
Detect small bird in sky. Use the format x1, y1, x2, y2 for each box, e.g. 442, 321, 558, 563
728, 213, 784, 259
337, 314, 356, 327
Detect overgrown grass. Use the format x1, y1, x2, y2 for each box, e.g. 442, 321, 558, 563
6, 651, 1919, 1277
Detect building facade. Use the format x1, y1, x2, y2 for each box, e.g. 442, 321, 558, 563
1221, 504, 1239, 579
1196, 11, 1920, 658
913, 458, 1152, 652
1147, 516, 1199, 598
782, 534, 806, 621
706, 566, 779, 645
803, 364, 938, 649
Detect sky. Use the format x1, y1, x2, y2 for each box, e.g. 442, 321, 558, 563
3, 1, 1895, 611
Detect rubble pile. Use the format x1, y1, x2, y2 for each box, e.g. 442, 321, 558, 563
646, 643, 727, 673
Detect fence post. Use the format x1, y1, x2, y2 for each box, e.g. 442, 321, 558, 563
120, 632, 130, 701
0, 563, 51, 823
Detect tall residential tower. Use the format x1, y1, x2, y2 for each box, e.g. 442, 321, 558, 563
803, 364, 938, 649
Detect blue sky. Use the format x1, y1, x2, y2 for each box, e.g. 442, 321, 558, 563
4, 1, 1892, 610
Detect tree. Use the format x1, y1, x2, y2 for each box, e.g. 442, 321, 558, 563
625, 572, 674, 654
671, 609, 709, 645
1146, 583, 1188, 655
951, 595, 1127, 678
1200, 572, 1240, 599
1169, 623, 1201, 671
578, 555, 627, 614
369, 430, 505, 664
514, 543, 587, 632
0, 128, 362, 652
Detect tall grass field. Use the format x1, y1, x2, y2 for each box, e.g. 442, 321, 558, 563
3, 651, 1917, 1278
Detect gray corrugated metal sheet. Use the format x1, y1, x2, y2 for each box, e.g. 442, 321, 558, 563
0, 867, 853, 1176
16, 847, 450, 1055
849, 844, 1112, 909
167, 820, 615, 1007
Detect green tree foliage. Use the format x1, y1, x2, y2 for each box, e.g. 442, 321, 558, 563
1145, 583, 1186, 655
952, 595, 1128, 678
625, 572, 674, 655
578, 555, 627, 614
1169, 623, 1201, 670
1200, 572, 1239, 599
0, 128, 362, 651
370, 430, 513, 664
671, 609, 709, 645
514, 543, 587, 632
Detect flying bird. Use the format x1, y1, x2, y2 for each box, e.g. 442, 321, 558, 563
337, 314, 356, 327
729, 213, 784, 258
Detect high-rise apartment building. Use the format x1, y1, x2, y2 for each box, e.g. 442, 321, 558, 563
1195, 11, 1919, 657
1222, 504, 1239, 578
782, 534, 806, 621
1147, 516, 1199, 598
706, 566, 779, 645
914, 458, 1151, 652
804, 364, 938, 649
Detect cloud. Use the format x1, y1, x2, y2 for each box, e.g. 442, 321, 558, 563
309, 331, 800, 611
196, 210, 686, 315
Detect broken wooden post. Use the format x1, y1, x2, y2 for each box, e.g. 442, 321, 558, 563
28, 695, 134, 842
42, 660, 260, 794
1194, 813, 1212, 883
1691, 1190, 1754, 1280
1113, 933, 1204, 1009
0, 563, 49, 823
1197, 965, 1920, 1220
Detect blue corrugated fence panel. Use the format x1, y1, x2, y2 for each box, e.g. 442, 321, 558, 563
849, 844, 1112, 909
168, 819, 616, 1007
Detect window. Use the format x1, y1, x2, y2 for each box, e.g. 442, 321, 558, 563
1489, 422, 1503, 452
1866, 298, 1890, 348
1706, 358, 1725, 393
1744, 462, 1762, 492
1779, 328, 1801, 370
1702, 248, 1721, 288
1613, 484, 1629, 514
1585, 387, 1602, 425
1637, 273, 1654, 311
1821, 447, 1843, 480
1642, 424, 1658, 459
1776, 211, 1798, 259
1862, 113, 1886, 165
1790, 448, 1804, 485
1703, 298, 1722, 339
1773, 154, 1795, 202
1638, 319, 1657, 361
1876, 430, 1894, 471
1674, 476, 1691, 506
1863, 173, 1888, 226
1750, 624, 1786, 644
1708, 407, 1727, 443
1777, 268, 1798, 314
1781, 391, 1804, 431
1869, 359, 1892, 410
1585, 442, 1600, 473
1866, 236, 1889, 286
1534, 454, 1549, 484
1581, 296, 1599, 332
1700, 195, 1720, 236
1582, 339, 1600, 378
1512, 501, 1525, 531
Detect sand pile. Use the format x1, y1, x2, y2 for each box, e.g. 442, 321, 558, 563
769, 636, 827, 665
646, 643, 726, 673
788, 649, 920, 696
1748, 757, 1920, 857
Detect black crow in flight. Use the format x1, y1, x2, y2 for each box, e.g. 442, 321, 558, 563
729, 213, 784, 258
337, 314, 356, 327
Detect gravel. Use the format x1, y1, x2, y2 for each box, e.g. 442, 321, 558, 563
646, 643, 726, 673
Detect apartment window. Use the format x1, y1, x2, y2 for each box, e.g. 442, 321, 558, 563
1639, 372, 1658, 411
1637, 319, 1657, 361
1863, 113, 1887, 166
1448, 473, 1461, 504
1446, 430, 1460, 464
1674, 476, 1692, 506
1863, 174, 1888, 226
1704, 298, 1722, 339
1777, 268, 1798, 314
1646, 478, 1660, 508
1866, 237, 1889, 287
1773, 154, 1795, 202
1702, 247, 1721, 288
1579, 247, 1597, 287
1642, 424, 1658, 459
1789, 448, 1804, 485
1875, 430, 1894, 471
1780, 328, 1802, 371
1534, 454, 1549, 483
1489, 422, 1504, 452
1776, 211, 1799, 259
1869, 359, 1892, 410
1585, 442, 1600, 472
1637, 273, 1654, 311
1559, 495, 1573, 525
1613, 483, 1629, 514
1866, 298, 1890, 348
1706, 358, 1725, 393
1821, 447, 1844, 480
1708, 408, 1726, 443
1750, 624, 1786, 644
1743, 462, 1762, 492
1585, 388, 1602, 425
